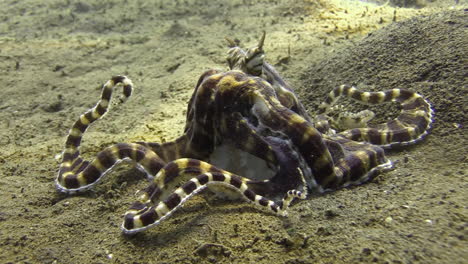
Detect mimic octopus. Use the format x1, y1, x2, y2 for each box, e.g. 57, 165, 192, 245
56, 33, 433, 234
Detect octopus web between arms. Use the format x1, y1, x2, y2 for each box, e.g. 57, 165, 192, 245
56, 33, 433, 235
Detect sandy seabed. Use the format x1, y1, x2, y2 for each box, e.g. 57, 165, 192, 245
0, 0, 466, 263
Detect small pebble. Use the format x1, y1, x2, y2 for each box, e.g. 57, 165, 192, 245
424, 219, 433, 225
385, 216, 393, 223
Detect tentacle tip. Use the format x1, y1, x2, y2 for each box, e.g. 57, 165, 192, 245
120, 227, 139, 236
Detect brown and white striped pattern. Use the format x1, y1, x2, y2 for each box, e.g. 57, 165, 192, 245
56, 35, 434, 235
317, 85, 434, 148
56, 76, 135, 193
55, 73, 309, 234
122, 160, 306, 234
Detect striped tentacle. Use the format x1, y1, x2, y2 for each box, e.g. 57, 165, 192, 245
56, 143, 166, 193
135, 158, 225, 205
322, 137, 394, 190
56, 76, 137, 193
257, 96, 338, 190
137, 135, 192, 163
122, 163, 306, 234
318, 85, 433, 148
